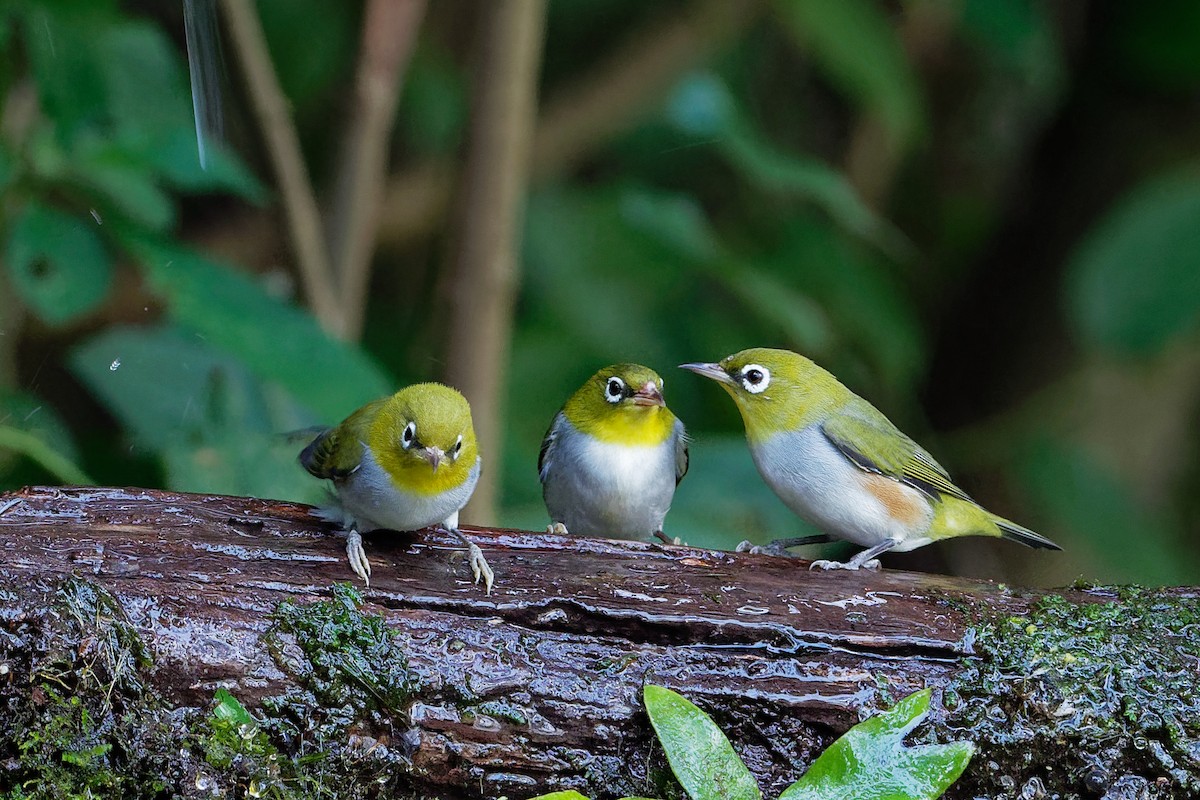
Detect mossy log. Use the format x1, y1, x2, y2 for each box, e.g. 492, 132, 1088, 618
1, 485, 1198, 800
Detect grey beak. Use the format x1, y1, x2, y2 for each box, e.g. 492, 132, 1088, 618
679, 362, 735, 386
421, 446, 445, 472
631, 381, 665, 407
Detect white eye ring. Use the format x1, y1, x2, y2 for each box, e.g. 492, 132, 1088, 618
452, 434, 463, 459
401, 421, 417, 449
604, 376, 625, 403
740, 364, 770, 394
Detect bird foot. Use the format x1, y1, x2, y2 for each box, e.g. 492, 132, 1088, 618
346, 529, 372, 586
443, 526, 494, 595
736, 539, 797, 557
465, 542, 494, 595
0, 499, 20, 516
546, 522, 570, 536
808, 558, 882, 572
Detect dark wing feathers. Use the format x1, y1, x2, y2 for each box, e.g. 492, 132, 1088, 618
675, 424, 690, 486
537, 413, 563, 484
821, 399, 973, 503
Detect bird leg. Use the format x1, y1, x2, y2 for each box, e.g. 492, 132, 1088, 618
736, 534, 832, 556
545, 522, 570, 535
653, 530, 682, 545
345, 528, 372, 586
809, 538, 898, 571
440, 523, 494, 595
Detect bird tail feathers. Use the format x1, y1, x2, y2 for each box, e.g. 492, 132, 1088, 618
994, 516, 1062, 551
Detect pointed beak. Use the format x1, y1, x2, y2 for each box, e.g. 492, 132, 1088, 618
420, 446, 445, 472
631, 381, 665, 407
679, 362, 734, 386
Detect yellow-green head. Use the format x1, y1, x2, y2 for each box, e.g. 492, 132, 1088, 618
560, 363, 676, 445
369, 383, 478, 495
680, 348, 849, 442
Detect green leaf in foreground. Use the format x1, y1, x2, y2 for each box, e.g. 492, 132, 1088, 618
643, 684, 760, 800
526, 792, 656, 800
5, 202, 112, 325
779, 689, 973, 800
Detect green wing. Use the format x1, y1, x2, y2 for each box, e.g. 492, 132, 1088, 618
298, 399, 385, 480
820, 398, 972, 502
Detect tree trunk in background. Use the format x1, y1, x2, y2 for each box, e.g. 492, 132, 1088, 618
442, 0, 548, 525
1, 485, 1197, 800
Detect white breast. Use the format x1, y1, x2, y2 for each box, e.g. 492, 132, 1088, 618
542, 422, 678, 539
751, 425, 932, 548
327, 449, 480, 534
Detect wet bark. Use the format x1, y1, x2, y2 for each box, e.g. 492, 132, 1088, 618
0, 485, 1196, 800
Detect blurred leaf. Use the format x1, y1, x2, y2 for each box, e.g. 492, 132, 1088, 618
524, 187, 687, 361
722, 130, 911, 259
70, 325, 322, 500
1018, 438, 1188, 584
773, 0, 925, 151
663, 72, 909, 258
95, 20, 194, 139
770, 219, 924, 398
72, 140, 175, 231
257, 0, 356, 112
1065, 173, 1200, 355
779, 689, 973, 800
125, 238, 392, 421
0, 390, 78, 464
644, 685, 761, 800
665, 72, 738, 137
22, 5, 113, 141
619, 189, 720, 263
0, 425, 92, 485
5, 202, 112, 325
145, 129, 267, 203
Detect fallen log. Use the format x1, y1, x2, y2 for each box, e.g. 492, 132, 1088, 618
0, 485, 1197, 799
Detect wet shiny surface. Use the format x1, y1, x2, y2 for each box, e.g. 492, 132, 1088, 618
0, 485, 1043, 796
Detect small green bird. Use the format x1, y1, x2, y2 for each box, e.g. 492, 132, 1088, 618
681, 348, 1060, 569
539, 364, 688, 541
299, 383, 493, 592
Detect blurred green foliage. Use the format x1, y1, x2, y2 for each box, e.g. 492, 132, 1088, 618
1, 1, 1198, 586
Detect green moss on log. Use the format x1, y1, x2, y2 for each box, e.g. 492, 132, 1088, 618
0, 581, 429, 799
943, 586, 1200, 799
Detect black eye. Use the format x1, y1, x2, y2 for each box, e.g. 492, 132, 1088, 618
402, 422, 416, 448
604, 377, 625, 403
453, 436, 463, 454
740, 363, 770, 394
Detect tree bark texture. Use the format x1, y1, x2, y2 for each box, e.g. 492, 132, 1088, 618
1, 486, 1197, 800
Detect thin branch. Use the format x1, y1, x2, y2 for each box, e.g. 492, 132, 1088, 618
327, 0, 427, 342
220, 0, 345, 337
376, 0, 763, 250
442, 0, 548, 523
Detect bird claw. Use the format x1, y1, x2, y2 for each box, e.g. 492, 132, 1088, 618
546, 522, 569, 536
346, 529, 372, 586
736, 540, 766, 555
808, 558, 882, 572
465, 543, 494, 595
